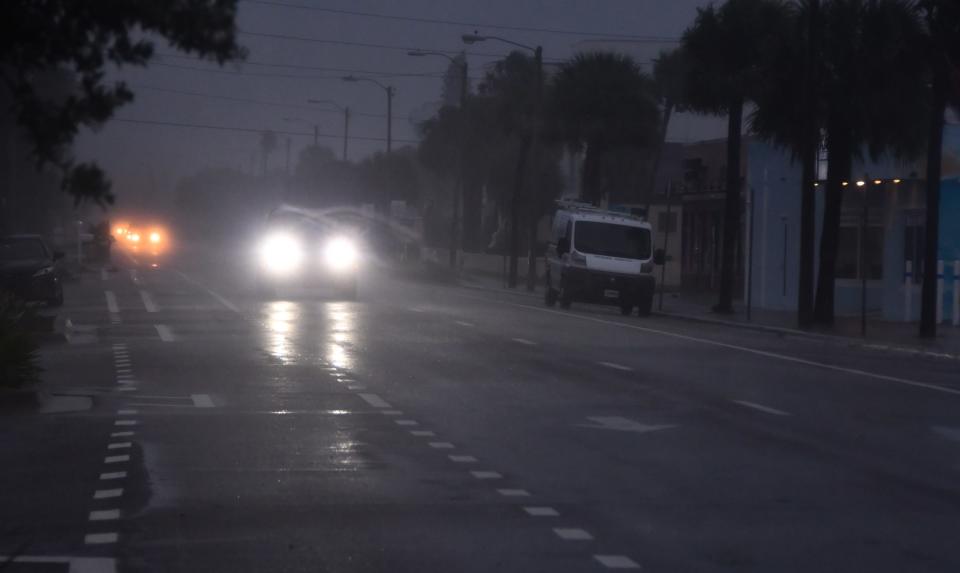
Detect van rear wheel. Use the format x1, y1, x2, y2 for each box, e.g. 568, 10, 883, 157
619, 302, 633, 315
545, 287, 558, 307
637, 292, 653, 316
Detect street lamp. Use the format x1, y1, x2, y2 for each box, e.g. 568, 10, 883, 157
307, 99, 351, 161
342, 75, 394, 153
462, 33, 543, 291
408, 49, 469, 270
283, 116, 319, 146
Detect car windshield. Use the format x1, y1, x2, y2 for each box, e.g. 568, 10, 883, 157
0, 238, 47, 260
573, 222, 651, 260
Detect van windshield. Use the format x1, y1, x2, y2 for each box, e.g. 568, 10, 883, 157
573, 222, 651, 260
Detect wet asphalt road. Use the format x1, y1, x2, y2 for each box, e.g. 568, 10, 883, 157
3, 243, 960, 573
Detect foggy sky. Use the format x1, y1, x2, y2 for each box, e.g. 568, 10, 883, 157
75, 0, 726, 205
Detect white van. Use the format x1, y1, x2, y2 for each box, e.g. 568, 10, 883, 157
544, 201, 663, 315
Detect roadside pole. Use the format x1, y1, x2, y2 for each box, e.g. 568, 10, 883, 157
658, 182, 673, 312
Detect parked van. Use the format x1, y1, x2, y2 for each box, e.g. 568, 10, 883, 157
544, 201, 663, 315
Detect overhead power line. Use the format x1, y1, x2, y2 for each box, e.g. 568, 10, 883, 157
240, 0, 680, 42
237, 29, 566, 62
129, 84, 387, 118
112, 117, 420, 144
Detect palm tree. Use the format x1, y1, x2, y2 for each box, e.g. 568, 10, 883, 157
681, 0, 790, 314
550, 52, 660, 205
918, 0, 960, 338
809, 0, 926, 325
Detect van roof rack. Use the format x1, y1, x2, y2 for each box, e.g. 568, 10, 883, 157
555, 199, 647, 221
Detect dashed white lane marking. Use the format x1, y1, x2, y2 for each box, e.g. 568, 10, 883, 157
395, 419, 418, 426
429, 442, 455, 449
114, 420, 137, 427
89, 509, 120, 521
358, 393, 392, 408
191, 394, 215, 408
410, 430, 435, 437
524, 506, 559, 516
732, 400, 791, 416
554, 528, 593, 541
175, 271, 242, 313
455, 320, 475, 327
129, 269, 139, 283
107, 443, 132, 450
470, 471, 502, 479
111, 431, 134, 438
84, 533, 118, 545
511, 337, 537, 346
449, 455, 477, 463
496, 488, 530, 497
381, 410, 403, 416
104, 291, 119, 314
100, 472, 127, 480
480, 295, 960, 398
155, 324, 176, 342
100, 268, 108, 281
139, 290, 159, 312
594, 555, 642, 569
117, 409, 137, 415
104, 455, 130, 464
598, 361, 633, 372
93, 489, 123, 499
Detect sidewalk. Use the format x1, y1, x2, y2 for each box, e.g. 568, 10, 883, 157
416, 248, 960, 360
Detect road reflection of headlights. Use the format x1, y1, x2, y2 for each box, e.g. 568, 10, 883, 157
324, 237, 358, 272
260, 232, 304, 275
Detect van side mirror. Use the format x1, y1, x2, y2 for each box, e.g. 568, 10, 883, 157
653, 248, 665, 265
53, 251, 65, 261
556, 237, 570, 255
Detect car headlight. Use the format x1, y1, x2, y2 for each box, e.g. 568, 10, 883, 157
149, 231, 161, 244
323, 237, 358, 272
259, 232, 304, 275
33, 266, 54, 277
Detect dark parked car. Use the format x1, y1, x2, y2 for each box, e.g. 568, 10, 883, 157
0, 235, 64, 307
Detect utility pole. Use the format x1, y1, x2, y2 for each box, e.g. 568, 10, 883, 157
343, 107, 350, 161
797, 0, 819, 328
386, 86, 394, 153
525, 45, 543, 292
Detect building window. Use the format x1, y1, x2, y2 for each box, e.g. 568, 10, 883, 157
837, 225, 884, 280
657, 211, 678, 234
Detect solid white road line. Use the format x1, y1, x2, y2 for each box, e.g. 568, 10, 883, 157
104, 291, 119, 314
358, 393, 392, 408
89, 509, 120, 521
496, 488, 530, 497
470, 471, 502, 479
99, 472, 127, 480
104, 455, 130, 464
93, 489, 123, 499
511, 338, 537, 346
553, 528, 593, 541
429, 442, 454, 449
111, 432, 134, 438
524, 506, 559, 517
155, 324, 175, 342
598, 361, 633, 372
175, 270, 241, 313
191, 394, 215, 408
84, 533, 118, 545
107, 443, 132, 450
594, 555, 641, 569
449, 455, 477, 463
732, 400, 791, 416
139, 290, 159, 312
475, 295, 960, 397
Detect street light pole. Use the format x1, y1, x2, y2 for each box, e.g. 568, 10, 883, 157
462, 34, 543, 290
408, 50, 470, 269
342, 76, 395, 153
306, 99, 351, 161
